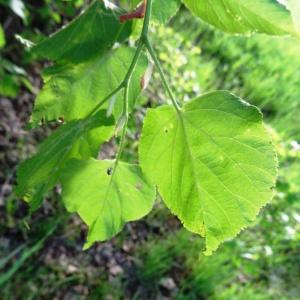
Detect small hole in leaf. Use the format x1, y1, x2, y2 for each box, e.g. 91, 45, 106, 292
107, 167, 113, 176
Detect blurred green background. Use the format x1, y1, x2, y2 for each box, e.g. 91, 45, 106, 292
0, 1, 300, 299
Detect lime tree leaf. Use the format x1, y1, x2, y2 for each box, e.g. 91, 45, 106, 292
30, 47, 148, 126
152, 0, 181, 24
139, 91, 278, 255
33, 0, 132, 63
60, 159, 155, 249
182, 0, 297, 36
16, 111, 114, 210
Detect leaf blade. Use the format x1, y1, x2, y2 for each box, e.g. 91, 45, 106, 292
183, 0, 297, 36
60, 159, 155, 249
31, 47, 148, 125
139, 91, 278, 254
152, 0, 181, 24
33, 1, 132, 63
16, 111, 114, 209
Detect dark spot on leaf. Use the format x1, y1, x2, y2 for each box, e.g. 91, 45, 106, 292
140, 75, 145, 90
107, 167, 113, 176
164, 128, 168, 134
136, 183, 143, 190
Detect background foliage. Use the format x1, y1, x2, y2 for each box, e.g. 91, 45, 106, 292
0, 1, 300, 299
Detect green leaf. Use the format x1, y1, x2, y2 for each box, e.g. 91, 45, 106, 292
31, 47, 148, 126
129, 0, 181, 24
182, 0, 297, 36
152, 0, 181, 24
60, 159, 155, 249
16, 111, 114, 210
139, 91, 278, 255
0, 74, 20, 98
0, 24, 5, 48
33, 0, 132, 63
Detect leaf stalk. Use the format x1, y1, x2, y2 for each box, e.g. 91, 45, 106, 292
91, 0, 181, 170
143, 36, 181, 113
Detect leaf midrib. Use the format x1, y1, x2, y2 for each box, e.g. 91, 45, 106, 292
178, 111, 239, 235
177, 112, 206, 236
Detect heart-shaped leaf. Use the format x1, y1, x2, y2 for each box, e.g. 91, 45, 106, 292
60, 159, 155, 249
139, 91, 278, 254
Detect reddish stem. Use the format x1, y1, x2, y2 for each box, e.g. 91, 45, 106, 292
120, 0, 147, 22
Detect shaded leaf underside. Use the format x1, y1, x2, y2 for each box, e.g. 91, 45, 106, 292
33, 0, 132, 63
31, 47, 148, 125
16, 111, 114, 210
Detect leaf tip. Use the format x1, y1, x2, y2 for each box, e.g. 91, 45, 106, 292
83, 242, 92, 251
